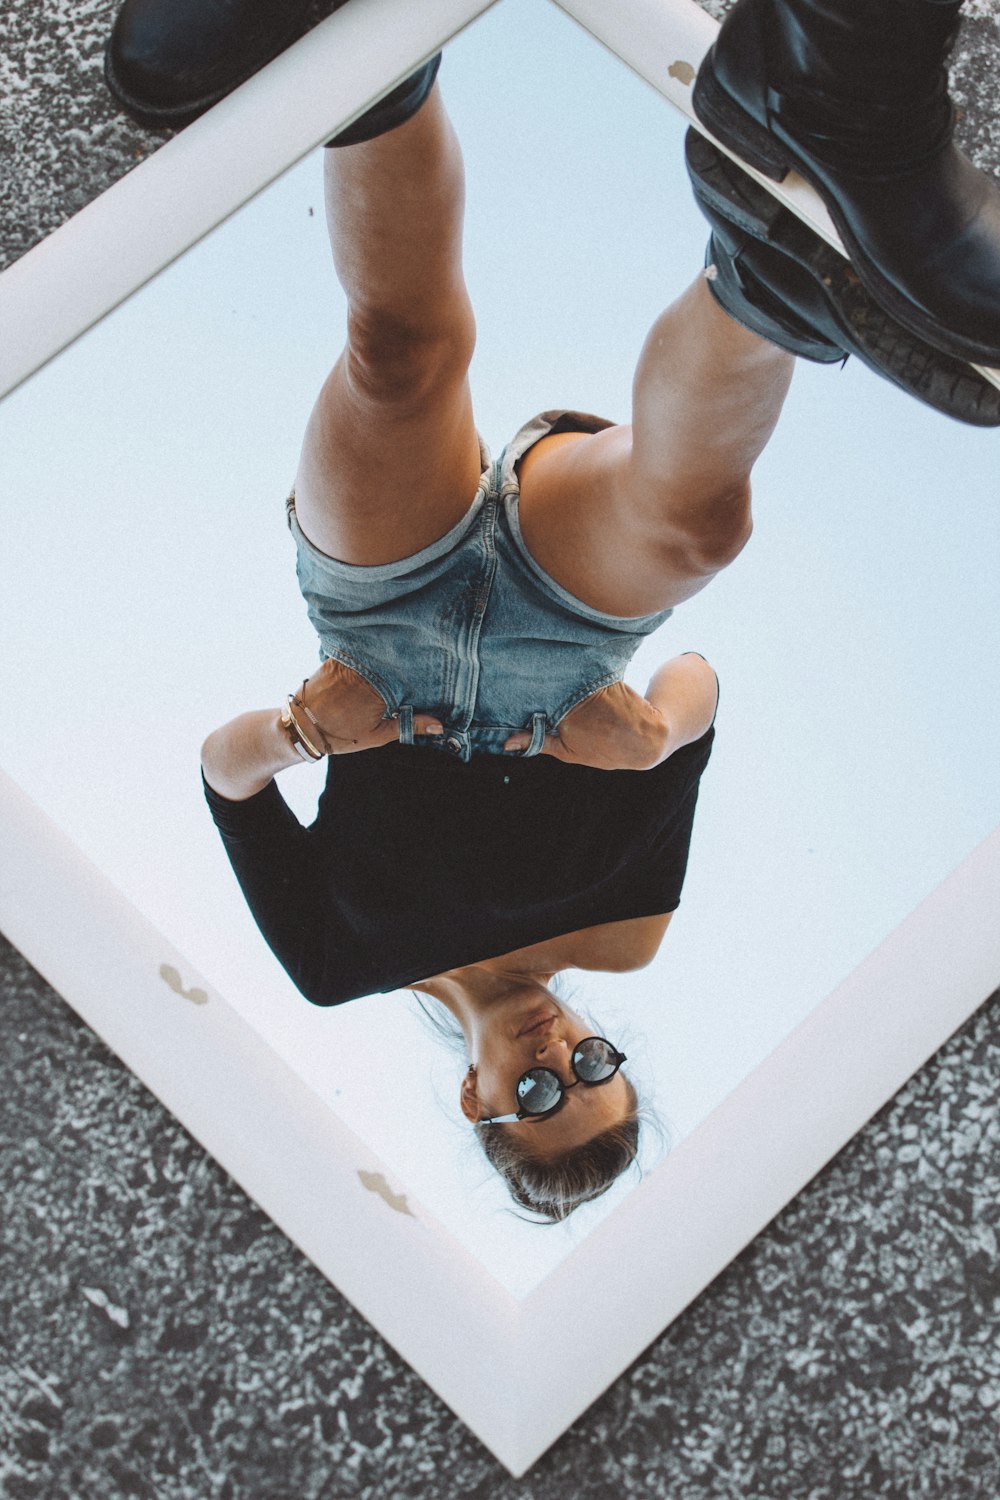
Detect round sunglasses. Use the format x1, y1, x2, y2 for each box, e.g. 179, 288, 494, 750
479, 1037, 627, 1125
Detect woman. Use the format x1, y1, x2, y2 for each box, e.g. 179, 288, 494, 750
201, 49, 968, 1218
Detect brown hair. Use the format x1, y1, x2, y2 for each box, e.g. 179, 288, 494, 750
473, 1076, 641, 1224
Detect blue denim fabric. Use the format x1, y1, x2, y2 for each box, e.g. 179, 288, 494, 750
286, 410, 673, 763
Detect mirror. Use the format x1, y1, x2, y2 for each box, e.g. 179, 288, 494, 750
2, 0, 999, 1317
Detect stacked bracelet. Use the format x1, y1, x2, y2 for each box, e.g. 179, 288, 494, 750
292, 680, 336, 755
279, 697, 324, 762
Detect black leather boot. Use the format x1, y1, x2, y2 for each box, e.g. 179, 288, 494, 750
325, 54, 442, 146
685, 129, 1000, 427
692, 0, 1000, 367
105, 0, 332, 129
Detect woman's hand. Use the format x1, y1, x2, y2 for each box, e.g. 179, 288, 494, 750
201, 661, 444, 802
295, 658, 443, 755
502, 680, 668, 771
499, 655, 718, 772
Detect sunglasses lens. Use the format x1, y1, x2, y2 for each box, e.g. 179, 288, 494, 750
573, 1038, 619, 1082
517, 1068, 561, 1115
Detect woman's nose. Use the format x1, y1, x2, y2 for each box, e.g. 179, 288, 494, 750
535, 1032, 569, 1062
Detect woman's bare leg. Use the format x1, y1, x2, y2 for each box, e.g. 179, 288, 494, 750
293, 82, 483, 565
516, 277, 795, 616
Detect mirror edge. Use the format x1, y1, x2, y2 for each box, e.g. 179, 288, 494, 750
0, 0, 498, 401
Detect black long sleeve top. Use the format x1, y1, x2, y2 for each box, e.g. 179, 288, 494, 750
204, 729, 713, 1005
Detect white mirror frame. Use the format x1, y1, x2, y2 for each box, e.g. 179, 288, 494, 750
2, 0, 999, 1475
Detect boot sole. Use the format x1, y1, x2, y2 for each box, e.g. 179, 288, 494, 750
692, 54, 1000, 369
687, 130, 1000, 427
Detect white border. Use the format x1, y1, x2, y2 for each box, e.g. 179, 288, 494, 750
3, 0, 999, 1475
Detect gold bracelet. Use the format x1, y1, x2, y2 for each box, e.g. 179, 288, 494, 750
280, 698, 324, 761
292, 679, 335, 755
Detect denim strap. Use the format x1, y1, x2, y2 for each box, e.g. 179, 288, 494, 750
523, 712, 548, 758
396, 704, 415, 746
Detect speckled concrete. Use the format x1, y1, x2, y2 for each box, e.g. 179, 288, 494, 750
0, 0, 341, 269
3, 934, 1000, 1497
5, 0, 999, 272
4, 0, 1000, 1492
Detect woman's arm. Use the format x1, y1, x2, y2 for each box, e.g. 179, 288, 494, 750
201, 709, 304, 801
201, 659, 446, 799
203, 768, 371, 1006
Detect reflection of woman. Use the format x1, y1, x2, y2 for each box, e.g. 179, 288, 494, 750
201, 63, 765, 1220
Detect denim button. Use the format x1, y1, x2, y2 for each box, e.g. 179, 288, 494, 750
445, 736, 462, 754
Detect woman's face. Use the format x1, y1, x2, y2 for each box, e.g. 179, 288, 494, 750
460, 990, 632, 1157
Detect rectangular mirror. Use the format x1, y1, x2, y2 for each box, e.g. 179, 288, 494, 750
3, 0, 999, 1474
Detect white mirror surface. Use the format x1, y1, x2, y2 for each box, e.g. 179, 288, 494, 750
2, 0, 999, 1466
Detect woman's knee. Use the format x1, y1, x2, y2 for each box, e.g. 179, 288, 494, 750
344, 303, 476, 409
662, 483, 754, 577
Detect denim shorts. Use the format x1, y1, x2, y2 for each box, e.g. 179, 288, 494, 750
286, 410, 673, 762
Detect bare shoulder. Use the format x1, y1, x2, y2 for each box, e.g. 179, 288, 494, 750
569, 911, 674, 972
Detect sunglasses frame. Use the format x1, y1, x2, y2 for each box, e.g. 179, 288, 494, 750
478, 1037, 628, 1125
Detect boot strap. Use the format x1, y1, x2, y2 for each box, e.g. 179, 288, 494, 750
770, 75, 955, 177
